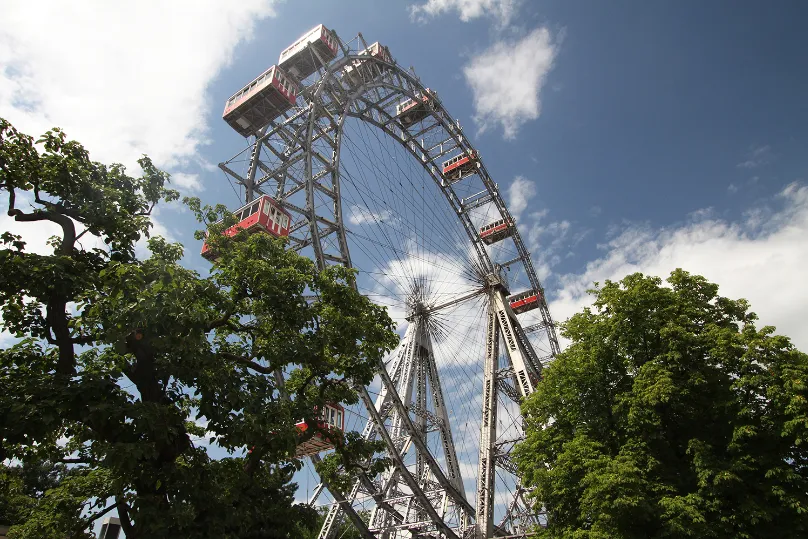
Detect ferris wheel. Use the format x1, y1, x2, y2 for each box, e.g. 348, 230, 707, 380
213, 25, 560, 539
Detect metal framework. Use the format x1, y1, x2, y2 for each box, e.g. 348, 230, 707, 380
217, 30, 560, 538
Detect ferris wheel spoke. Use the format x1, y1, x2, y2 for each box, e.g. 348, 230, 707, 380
341, 119, 471, 253
338, 133, 474, 277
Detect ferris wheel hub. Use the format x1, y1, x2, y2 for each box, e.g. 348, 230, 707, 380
485, 271, 509, 291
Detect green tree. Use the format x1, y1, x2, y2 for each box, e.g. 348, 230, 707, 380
0, 119, 398, 538
297, 507, 369, 539
516, 270, 808, 539
0, 461, 70, 527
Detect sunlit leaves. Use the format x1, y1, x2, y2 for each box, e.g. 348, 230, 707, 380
0, 120, 398, 537
516, 269, 808, 538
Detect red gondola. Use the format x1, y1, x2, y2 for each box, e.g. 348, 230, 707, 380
201, 195, 292, 261
343, 42, 392, 85
295, 403, 345, 457
396, 88, 437, 128
278, 24, 339, 80
508, 290, 541, 314
223, 65, 298, 137
480, 218, 514, 245
443, 150, 479, 180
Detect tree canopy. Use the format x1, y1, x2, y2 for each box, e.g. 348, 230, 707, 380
516, 270, 808, 538
0, 118, 398, 538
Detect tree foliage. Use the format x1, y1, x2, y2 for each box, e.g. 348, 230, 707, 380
0, 119, 398, 538
516, 270, 808, 538
297, 506, 368, 539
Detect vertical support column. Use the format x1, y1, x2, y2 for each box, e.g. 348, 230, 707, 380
370, 323, 419, 533
415, 340, 428, 483
244, 126, 267, 203
476, 295, 500, 539
304, 102, 325, 269
329, 116, 353, 269
423, 328, 464, 495
423, 323, 468, 530
389, 328, 418, 442
479, 287, 542, 538
322, 309, 474, 539
492, 291, 537, 398
323, 324, 418, 539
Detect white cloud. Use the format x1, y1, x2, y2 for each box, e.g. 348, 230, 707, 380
0, 193, 174, 265
348, 206, 393, 226
550, 182, 808, 352
527, 219, 570, 254
409, 0, 519, 27
0, 207, 107, 344
511, 206, 576, 282
170, 172, 204, 193
0, 1, 278, 277
0, 212, 62, 256
737, 144, 772, 169
728, 183, 739, 194
0, 0, 279, 171
463, 28, 558, 139
0, 192, 111, 256
507, 176, 536, 222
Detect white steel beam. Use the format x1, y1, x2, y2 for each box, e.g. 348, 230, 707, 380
422, 322, 464, 495
493, 291, 539, 397
475, 296, 500, 539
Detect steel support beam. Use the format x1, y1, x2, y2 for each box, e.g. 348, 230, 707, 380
476, 295, 500, 539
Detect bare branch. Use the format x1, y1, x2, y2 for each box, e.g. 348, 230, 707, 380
82, 502, 118, 526
71, 334, 96, 345
134, 200, 157, 217
6, 188, 16, 214
8, 207, 76, 255
33, 195, 84, 222
206, 288, 250, 332
74, 227, 90, 242
116, 497, 134, 537
58, 457, 91, 464
219, 352, 275, 374
299, 370, 320, 397
9, 204, 87, 374
205, 311, 236, 332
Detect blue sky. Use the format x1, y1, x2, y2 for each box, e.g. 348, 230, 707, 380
3, 0, 807, 344
2, 0, 807, 388
3, 0, 808, 527
205, 0, 808, 341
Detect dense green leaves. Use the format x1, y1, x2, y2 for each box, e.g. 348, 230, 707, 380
516, 270, 808, 538
0, 119, 398, 537
296, 506, 368, 539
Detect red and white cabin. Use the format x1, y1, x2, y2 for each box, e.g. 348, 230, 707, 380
508, 290, 542, 315
443, 150, 480, 179
396, 88, 437, 128
343, 42, 392, 84
278, 24, 339, 80
359, 41, 392, 63
201, 195, 292, 261
480, 218, 514, 245
223, 65, 298, 137
295, 403, 345, 457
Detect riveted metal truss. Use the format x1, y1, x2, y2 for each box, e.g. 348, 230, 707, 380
474, 286, 545, 538
217, 30, 560, 538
